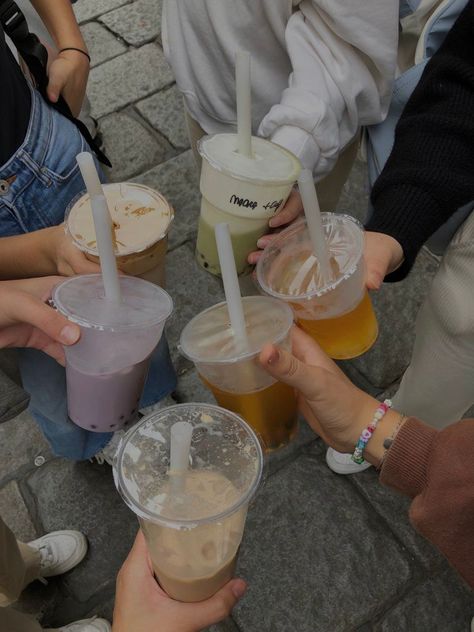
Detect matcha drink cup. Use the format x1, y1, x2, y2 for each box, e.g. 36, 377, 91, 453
179, 296, 298, 450
66, 183, 174, 287
53, 274, 173, 432
114, 403, 263, 602
196, 133, 300, 276
256, 214, 379, 359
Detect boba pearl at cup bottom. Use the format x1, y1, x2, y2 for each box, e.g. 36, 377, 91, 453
114, 404, 263, 601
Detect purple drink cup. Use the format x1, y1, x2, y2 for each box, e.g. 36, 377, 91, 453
53, 274, 173, 432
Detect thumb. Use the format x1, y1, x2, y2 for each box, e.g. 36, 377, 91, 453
366, 266, 384, 291
15, 293, 80, 346
259, 343, 320, 400
182, 578, 247, 629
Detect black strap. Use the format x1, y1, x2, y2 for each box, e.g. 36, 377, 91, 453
0, 0, 111, 167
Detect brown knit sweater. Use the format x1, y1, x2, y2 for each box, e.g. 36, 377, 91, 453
380, 418, 474, 589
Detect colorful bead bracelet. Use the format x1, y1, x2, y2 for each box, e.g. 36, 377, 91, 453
351, 399, 392, 465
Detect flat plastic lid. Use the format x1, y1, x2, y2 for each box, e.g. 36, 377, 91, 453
256, 214, 364, 300
180, 295, 293, 364
198, 133, 301, 184
66, 183, 174, 256
52, 274, 173, 331
114, 403, 263, 527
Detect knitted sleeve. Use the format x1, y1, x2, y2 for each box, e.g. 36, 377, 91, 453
366, 0, 474, 281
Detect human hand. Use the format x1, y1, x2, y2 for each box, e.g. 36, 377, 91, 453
364, 232, 404, 290
50, 225, 101, 276
113, 530, 247, 632
0, 278, 80, 364
259, 326, 378, 453
47, 49, 90, 117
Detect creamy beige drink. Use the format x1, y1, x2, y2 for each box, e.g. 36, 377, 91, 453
114, 404, 263, 602
66, 183, 174, 286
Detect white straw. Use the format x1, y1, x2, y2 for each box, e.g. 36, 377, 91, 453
76, 152, 104, 199
169, 421, 193, 474
235, 51, 252, 157
91, 194, 122, 303
298, 169, 333, 283
215, 223, 248, 345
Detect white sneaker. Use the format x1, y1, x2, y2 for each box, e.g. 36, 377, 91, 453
326, 448, 372, 475
28, 530, 87, 577
91, 429, 125, 465
44, 616, 111, 632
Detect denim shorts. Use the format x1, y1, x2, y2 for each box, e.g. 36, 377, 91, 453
0, 87, 177, 460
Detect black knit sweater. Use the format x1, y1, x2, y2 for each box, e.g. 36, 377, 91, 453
366, 0, 474, 282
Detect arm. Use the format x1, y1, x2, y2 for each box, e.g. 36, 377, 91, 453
258, 0, 398, 177
367, 1, 474, 281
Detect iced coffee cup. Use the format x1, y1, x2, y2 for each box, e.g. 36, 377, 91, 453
66, 182, 174, 287
53, 274, 173, 432
114, 403, 263, 602
196, 134, 301, 276
256, 214, 378, 359
179, 296, 298, 450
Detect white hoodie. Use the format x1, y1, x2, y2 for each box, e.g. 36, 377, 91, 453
162, 0, 399, 178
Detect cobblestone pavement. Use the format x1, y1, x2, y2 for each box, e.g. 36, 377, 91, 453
1, 1, 473, 630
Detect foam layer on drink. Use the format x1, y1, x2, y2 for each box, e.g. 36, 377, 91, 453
199, 133, 300, 182
66, 183, 173, 256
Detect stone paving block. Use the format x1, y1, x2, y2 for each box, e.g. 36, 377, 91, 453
100, 110, 173, 182
175, 367, 216, 403
74, 0, 131, 24
232, 444, 412, 632
0, 480, 37, 541
343, 249, 439, 389
100, 0, 162, 46
348, 469, 444, 569
374, 568, 474, 631
88, 44, 174, 118
337, 158, 369, 222
132, 150, 200, 251
81, 22, 127, 68
0, 410, 52, 485
136, 84, 190, 149
26, 459, 137, 604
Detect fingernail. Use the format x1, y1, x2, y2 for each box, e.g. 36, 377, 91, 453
267, 348, 280, 365
232, 580, 247, 599
268, 219, 276, 228
257, 238, 266, 248
60, 325, 80, 345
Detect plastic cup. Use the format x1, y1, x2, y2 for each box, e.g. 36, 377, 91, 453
180, 296, 298, 450
256, 214, 378, 359
65, 182, 174, 287
52, 274, 173, 432
196, 133, 301, 276
114, 403, 263, 602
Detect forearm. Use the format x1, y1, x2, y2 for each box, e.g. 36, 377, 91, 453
0, 229, 58, 279
30, 0, 87, 50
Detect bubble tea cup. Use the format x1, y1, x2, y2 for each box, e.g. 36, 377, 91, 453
114, 403, 263, 602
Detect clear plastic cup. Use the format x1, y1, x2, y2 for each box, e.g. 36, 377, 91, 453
65, 183, 174, 287
196, 133, 301, 276
52, 274, 173, 432
113, 403, 263, 602
179, 296, 298, 450
256, 214, 378, 359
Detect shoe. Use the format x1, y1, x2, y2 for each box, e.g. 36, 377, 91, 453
44, 616, 111, 631
91, 429, 125, 465
326, 448, 372, 475
28, 531, 87, 577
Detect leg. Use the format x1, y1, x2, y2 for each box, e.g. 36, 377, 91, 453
0, 608, 42, 632
316, 134, 360, 213
184, 106, 206, 169
0, 517, 40, 606
393, 212, 474, 427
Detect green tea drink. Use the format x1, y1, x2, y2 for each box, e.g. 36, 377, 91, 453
196, 134, 300, 276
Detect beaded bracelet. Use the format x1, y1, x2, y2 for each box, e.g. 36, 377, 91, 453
351, 399, 392, 465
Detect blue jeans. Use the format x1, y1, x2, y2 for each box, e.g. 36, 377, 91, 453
0, 88, 176, 460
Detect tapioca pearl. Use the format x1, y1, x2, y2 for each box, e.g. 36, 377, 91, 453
130, 408, 136, 415
91, 424, 97, 429
120, 414, 125, 420
203, 261, 209, 268
110, 424, 116, 429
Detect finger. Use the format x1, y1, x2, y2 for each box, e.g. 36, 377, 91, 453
256, 234, 274, 250
289, 326, 347, 380
269, 190, 303, 228
366, 267, 384, 291
14, 293, 80, 346
247, 250, 262, 265
47, 63, 67, 103
259, 342, 322, 400
181, 579, 247, 629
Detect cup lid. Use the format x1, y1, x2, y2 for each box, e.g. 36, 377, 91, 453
198, 133, 301, 184
114, 403, 263, 527
256, 214, 364, 300
179, 296, 294, 364
52, 274, 173, 331
65, 182, 174, 256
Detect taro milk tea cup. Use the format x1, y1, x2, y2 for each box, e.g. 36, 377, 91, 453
114, 403, 263, 602
52, 274, 173, 432
196, 133, 300, 276
180, 296, 298, 450
256, 214, 378, 359
66, 182, 174, 287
